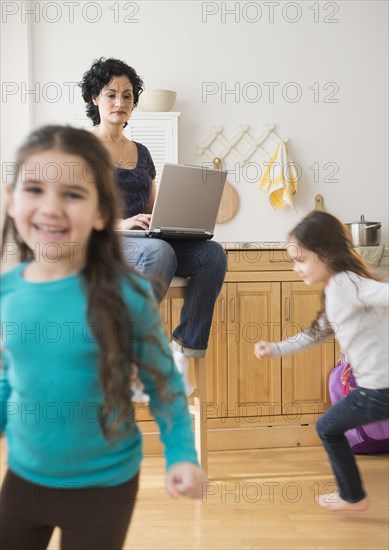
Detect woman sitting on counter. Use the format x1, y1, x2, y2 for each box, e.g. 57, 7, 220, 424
80, 57, 227, 397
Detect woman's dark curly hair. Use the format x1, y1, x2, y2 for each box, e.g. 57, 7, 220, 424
79, 57, 144, 127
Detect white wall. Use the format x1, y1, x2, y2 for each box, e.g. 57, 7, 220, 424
1, 4, 32, 213
2, 0, 388, 244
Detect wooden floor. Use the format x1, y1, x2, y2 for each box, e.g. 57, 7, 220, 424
1, 442, 388, 549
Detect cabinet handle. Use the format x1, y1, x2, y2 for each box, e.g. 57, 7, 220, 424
164, 300, 169, 323
285, 297, 291, 321
221, 298, 225, 323
231, 299, 236, 323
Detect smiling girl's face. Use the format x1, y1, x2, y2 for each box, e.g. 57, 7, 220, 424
7, 148, 106, 276
287, 239, 333, 286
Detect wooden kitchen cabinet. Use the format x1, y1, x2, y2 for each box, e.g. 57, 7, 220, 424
170, 293, 228, 413
225, 281, 282, 417
138, 247, 337, 451
202, 249, 336, 423
138, 290, 226, 423
281, 282, 334, 415
136, 295, 181, 422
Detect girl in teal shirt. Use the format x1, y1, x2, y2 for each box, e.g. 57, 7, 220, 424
0, 125, 207, 549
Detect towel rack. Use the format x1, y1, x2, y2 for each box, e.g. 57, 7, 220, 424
197, 124, 288, 167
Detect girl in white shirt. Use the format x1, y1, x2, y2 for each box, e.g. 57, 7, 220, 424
254, 210, 389, 512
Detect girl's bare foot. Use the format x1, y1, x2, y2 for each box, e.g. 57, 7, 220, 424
316, 492, 368, 511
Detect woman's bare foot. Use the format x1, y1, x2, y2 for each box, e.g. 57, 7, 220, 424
316, 492, 368, 511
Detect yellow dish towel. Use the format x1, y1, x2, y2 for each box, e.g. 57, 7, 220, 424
259, 142, 298, 210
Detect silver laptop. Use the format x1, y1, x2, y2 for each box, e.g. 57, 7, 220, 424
117, 163, 227, 240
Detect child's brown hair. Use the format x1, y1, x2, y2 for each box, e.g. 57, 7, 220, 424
2, 125, 177, 440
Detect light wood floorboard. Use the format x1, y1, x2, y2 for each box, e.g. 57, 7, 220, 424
1, 442, 388, 549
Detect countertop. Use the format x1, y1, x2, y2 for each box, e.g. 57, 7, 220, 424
220, 241, 388, 256
220, 241, 288, 250
219, 242, 389, 279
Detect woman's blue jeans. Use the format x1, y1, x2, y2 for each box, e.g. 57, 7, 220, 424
316, 386, 389, 502
121, 237, 227, 358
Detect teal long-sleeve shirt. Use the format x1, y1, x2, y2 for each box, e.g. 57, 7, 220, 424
0, 263, 198, 488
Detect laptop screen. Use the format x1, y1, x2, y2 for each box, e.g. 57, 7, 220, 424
150, 164, 228, 232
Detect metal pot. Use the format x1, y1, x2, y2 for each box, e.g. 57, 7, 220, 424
345, 215, 381, 247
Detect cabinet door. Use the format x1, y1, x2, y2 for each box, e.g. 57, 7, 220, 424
202, 287, 228, 418
171, 292, 227, 419
227, 282, 282, 418
281, 282, 334, 415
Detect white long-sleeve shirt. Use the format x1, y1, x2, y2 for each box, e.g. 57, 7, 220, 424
270, 271, 389, 389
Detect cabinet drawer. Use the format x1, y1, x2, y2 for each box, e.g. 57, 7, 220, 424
227, 250, 293, 271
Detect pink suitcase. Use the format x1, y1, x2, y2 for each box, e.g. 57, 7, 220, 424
329, 359, 389, 454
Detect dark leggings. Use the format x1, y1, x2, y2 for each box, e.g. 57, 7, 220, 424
0, 469, 139, 550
